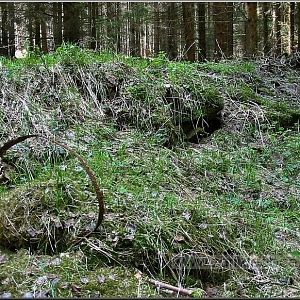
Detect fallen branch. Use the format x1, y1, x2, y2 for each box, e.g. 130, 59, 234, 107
148, 278, 193, 296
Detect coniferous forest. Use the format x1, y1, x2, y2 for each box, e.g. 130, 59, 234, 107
0, 2, 300, 60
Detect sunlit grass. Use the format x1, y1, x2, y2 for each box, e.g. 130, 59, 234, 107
0, 47, 300, 297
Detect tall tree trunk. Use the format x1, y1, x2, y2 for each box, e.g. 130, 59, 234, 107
262, 2, 271, 54
129, 3, 140, 57
26, 3, 34, 52
41, 17, 48, 53
89, 2, 98, 50
63, 2, 80, 44
298, 3, 300, 51
245, 2, 258, 56
213, 2, 233, 60
153, 2, 160, 54
289, 2, 295, 54
115, 3, 121, 53
53, 2, 63, 49
274, 2, 281, 56
129, 3, 135, 56
213, 2, 225, 59
198, 2, 206, 61
135, 4, 141, 57
182, 2, 195, 61
226, 3, 233, 57
206, 3, 214, 60
106, 2, 114, 49
167, 3, 177, 59
0, 2, 8, 56
34, 3, 41, 50
8, 2, 15, 57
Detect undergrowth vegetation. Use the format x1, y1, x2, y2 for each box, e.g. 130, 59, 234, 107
0, 45, 300, 298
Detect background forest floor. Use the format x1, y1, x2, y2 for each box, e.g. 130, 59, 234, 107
0, 46, 300, 298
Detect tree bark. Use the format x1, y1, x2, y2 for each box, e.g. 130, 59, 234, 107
262, 3, 271, 55
0, 2, 8, 56
41, 17, 48, 53
289, 2, 295, 54
153, 2, 160, 54
26, 4, 34, 52
167, 3, 177, 60
198, 2, 206, 61
298, 3, 300, 51
106, 2, 114, 49
116, 3, 121, 53
226, 3, 233, 57
213, 2, 233, 60
274, 2, 281, 56
182, 2, 195, 61
135, 5, 141, 57
89, 3, 97, 50
63, 2, 80, 44
128, 3, 141, 57
8, 2, 15, 57
206, 3, 214, 60
245, 2, 258, 56
34, 3, 41, 51
53, 2, 63, 49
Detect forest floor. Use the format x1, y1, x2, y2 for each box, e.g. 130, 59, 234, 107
0, 46, 300, 298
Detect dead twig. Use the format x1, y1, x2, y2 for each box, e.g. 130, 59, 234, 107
148, 278, 193, 296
